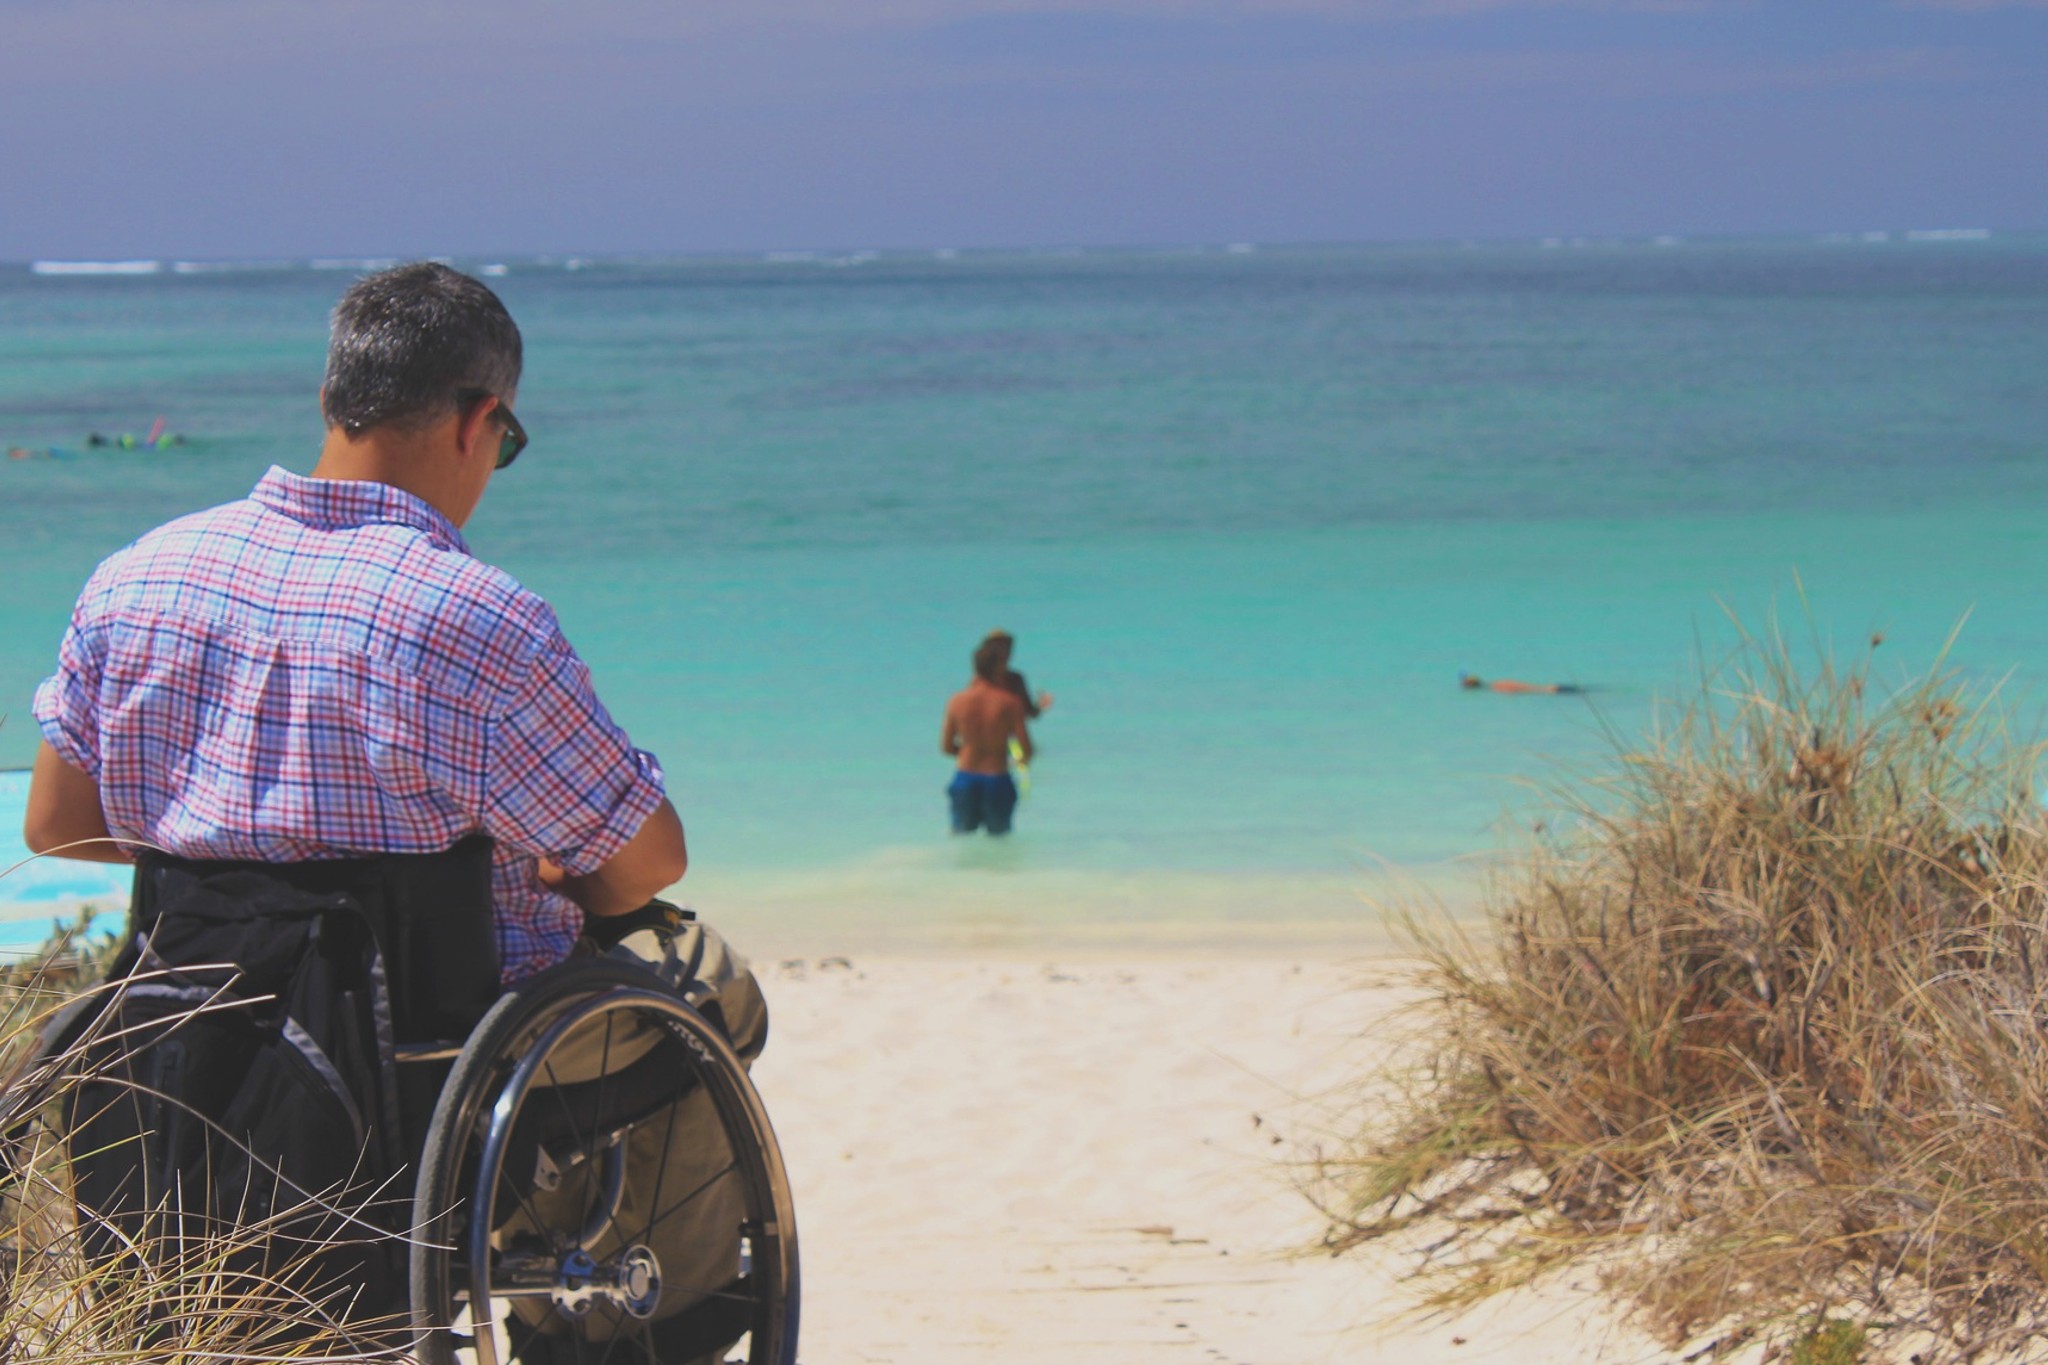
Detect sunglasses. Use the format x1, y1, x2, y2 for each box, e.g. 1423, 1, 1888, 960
459, 389, 529, 470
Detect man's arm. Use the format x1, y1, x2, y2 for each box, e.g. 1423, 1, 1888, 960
23, 740, 129, 863
540, 797, 688, 919
941, 699, 963, 757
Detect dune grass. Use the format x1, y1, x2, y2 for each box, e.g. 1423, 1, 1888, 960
1320, 621, 2048, 1361
0, 911, 410, 1362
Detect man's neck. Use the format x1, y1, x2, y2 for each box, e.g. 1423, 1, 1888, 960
313, 424, 469, 526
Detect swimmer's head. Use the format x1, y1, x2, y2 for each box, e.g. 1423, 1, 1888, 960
973, 637, 1006, 682
1459, 672, 1482, 689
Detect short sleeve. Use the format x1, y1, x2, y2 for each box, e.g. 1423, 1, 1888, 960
482, 629, 668, 875
32, 590, 110, 779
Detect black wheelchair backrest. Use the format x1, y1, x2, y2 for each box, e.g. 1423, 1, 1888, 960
130, 833, 502, 1043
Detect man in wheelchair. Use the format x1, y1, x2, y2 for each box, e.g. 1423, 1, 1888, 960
20, 264, 795, 1364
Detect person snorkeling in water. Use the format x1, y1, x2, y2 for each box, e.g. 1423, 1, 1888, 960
1460, 672, 1583, 695
86, 417, 185, 450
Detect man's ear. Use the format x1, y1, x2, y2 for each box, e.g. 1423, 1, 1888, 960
453, 394, 497, 462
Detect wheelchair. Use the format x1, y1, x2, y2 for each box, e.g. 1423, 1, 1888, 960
20, 839, 800, 1365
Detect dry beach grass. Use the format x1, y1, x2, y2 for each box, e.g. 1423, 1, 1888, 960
0, 913, 408, 1362
1318, 621, 2048, 1362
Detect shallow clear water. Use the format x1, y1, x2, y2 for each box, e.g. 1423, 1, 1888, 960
4, 241, 2046, 947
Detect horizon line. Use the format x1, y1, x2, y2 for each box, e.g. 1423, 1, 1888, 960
9, 225, 2045, 273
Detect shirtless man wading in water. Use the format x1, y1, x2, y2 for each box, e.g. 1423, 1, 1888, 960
942, 637, 1033, 835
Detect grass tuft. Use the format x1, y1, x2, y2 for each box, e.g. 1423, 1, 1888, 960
0, 915, 408, 1361
1789, 1316, 1868, 1365
1318, 617, 2048, 1360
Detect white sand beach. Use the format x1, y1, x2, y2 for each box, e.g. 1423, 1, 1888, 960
746, 947, 1683, 1365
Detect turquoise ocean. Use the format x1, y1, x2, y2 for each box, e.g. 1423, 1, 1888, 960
3, 239, 2047, 952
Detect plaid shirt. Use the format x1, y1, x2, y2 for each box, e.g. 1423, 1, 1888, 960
34, 466, 668, 982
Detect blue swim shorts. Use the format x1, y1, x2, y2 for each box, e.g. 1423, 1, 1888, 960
948, 770, 1018, 835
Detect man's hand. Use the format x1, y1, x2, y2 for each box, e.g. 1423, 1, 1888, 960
23, 741, 130, 863
543, 798, 688, 919
581, 898, 690, 951
1035, 691, 1054, 714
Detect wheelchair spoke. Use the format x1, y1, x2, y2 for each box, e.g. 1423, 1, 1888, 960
639, 1157, 739, 1245
457, 1058, 577, 1278
627, 1071, 685, 1253
632, 1273, 766, 1308
461, 1061, 552, 1239
491, 1153, 563, 1270
575, 1012, 626, 1250
593, 1012, 616, 1186
540, 1052, 595, 1171
505, 1301, 667, 1365
570, 1316, 625, 1365
606, 1321, 643, 1365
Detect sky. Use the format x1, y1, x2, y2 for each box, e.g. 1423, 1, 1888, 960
1, 0, 2044, 258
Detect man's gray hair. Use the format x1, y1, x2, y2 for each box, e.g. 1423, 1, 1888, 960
321, 262, 523, 435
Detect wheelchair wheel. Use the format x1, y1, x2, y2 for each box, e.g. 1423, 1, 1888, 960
411, 959, 799, 1365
